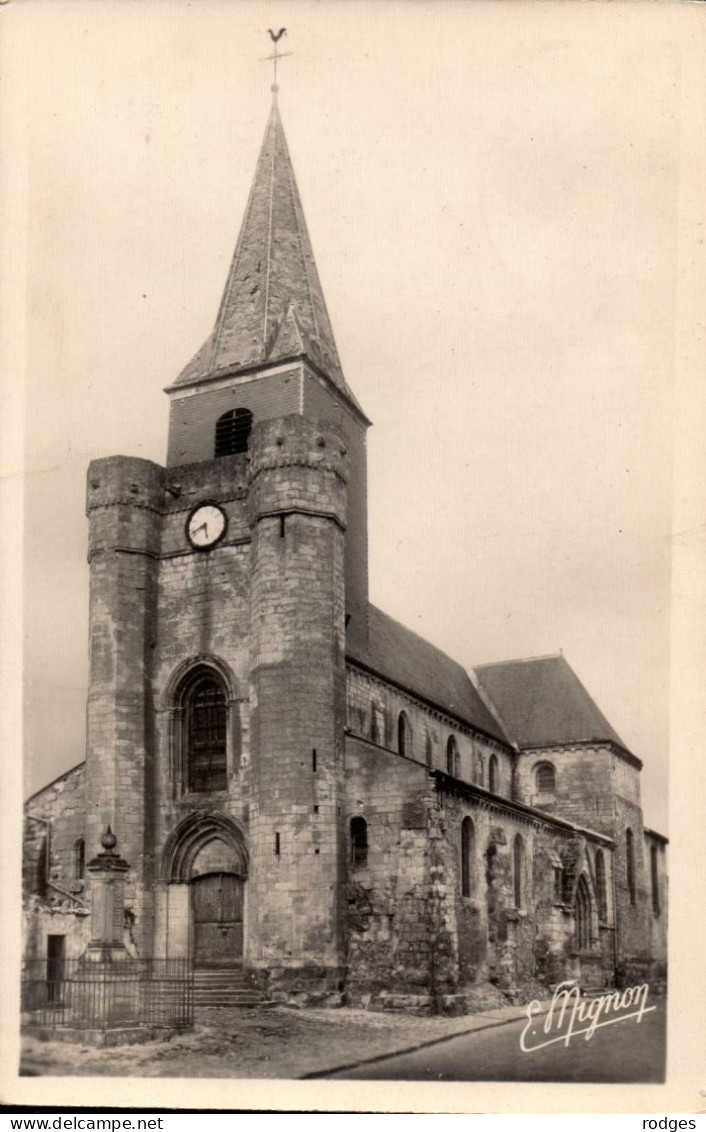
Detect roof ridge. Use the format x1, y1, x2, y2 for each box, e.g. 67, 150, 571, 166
468, 668, 519, 749
475, 652, 564, 669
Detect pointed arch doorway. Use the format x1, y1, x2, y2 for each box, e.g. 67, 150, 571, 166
162, 813, 248, 968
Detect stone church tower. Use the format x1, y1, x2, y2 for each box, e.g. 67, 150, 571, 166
84, 94, 368, 993
24, 86, 667, 1012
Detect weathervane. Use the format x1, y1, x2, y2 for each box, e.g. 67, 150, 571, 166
261, 27, 291, 95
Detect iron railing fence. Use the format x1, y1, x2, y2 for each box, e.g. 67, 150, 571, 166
21, 957, 194, 1031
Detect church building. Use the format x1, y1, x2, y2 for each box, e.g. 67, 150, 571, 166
23, 88, 667, 1012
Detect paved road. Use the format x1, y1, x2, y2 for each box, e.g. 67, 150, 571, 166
329, 999, 666, 1082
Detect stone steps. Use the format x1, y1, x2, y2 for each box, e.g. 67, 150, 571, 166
193, 967, 263, 1008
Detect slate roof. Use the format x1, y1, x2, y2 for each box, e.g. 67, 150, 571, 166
170, 100, 363, 415
348, 605, 510, 746
473, 653, 634, 757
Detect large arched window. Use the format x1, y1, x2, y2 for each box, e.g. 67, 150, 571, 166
513, 834, 524, 908
214, 408, 253, 457
575, 875, 592, 950
461, 817, 475, 897
626, 828, 636, 905
350, 817, 368, 869
446, 736, 460, 777
74, 838, 85, 881
180, 669, 228, 793
398, 712, 412, 758
650, 845, 660, 916
488, 754, 498, 794
595, 849, 607, 921
535, 762, 556, 794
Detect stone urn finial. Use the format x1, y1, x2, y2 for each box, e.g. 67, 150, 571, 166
101, 825, 118, 853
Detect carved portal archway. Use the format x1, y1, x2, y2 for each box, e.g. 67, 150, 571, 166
162, 812, 248, 883
161, 813, 248, 966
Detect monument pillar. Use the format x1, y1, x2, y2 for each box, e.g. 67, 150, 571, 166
83, 826, 130, 962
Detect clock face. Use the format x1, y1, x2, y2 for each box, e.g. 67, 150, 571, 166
186, 503, 227, 550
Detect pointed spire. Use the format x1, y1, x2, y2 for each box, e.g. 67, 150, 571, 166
172, 103, 361, 412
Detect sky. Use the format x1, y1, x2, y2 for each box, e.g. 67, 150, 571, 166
12, 0, 689, 832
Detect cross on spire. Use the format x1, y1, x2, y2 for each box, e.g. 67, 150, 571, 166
261, 28, 292, 96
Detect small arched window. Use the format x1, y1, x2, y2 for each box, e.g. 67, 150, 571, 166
74, 838, 85, 881
650, 845, 660, 916
214, 407, 253, 457
488, 754, 498, 793
398, 712, 412, 758
535, 762, 556, 794
461, 817, 475, 897
446, 736, 459, 777
181, 669, 228, 793
595, 849, 607, 921
350, 817, 368, 869
425, 733, 433, 769
626, 828, 636, 905
513, 834, 524, 907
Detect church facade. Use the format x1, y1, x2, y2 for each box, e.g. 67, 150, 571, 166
23, 97, 667, 1011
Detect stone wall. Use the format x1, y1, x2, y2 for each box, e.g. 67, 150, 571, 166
642, 833, 667, 991
343, 743, 619, 1003
612, 752, 642, 806
302, 367, 368, 656
515, 745, 616, 834
438, 789, 543, 992
22, 900, 92, 967
344, 737, 434, 1005
613, 797, 650, 966
166, 364, 302, 466
24, 763, 86, 899
150, 453, 253, 903
346, 666, 513, 794
166, 361, 370, 657
437, 783, 616, 993
643, 834, 667, 963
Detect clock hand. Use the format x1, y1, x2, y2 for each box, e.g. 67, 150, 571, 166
192, 521, 208, 537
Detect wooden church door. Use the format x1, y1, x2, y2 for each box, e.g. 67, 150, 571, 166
192, 873, 243, 966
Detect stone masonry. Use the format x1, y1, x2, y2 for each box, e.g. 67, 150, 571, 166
23, 92, 667, 1012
